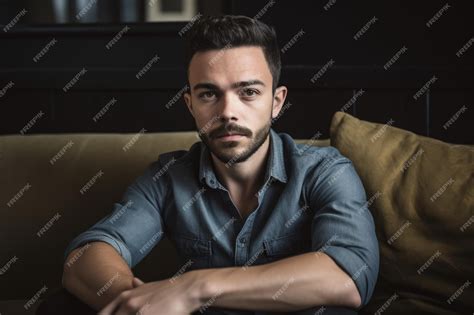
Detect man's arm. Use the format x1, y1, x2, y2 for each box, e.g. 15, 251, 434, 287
186, 153, 377, 313
61, 160, 169, 310
98, 251, 360, 315
62, 242, 135, 311
189, 251, 361, 312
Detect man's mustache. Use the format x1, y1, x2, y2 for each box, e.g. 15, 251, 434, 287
210, 123, 252, 139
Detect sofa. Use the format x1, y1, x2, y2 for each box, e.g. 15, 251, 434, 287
1, 112, 472, 314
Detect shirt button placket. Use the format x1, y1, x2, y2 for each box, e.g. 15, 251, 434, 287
235, 236, 248, 265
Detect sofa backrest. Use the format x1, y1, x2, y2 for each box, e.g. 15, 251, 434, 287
0, 131, 329, 299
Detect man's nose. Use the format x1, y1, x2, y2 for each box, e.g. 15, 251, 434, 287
216, 92, 239, 121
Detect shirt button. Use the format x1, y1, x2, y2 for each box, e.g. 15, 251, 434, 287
239, 238, 246, 244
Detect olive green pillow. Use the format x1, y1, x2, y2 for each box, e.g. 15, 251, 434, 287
330, 112, 473, 315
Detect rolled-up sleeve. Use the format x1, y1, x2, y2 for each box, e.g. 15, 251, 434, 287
308, 151, 379, 307
63, 160, 167, 268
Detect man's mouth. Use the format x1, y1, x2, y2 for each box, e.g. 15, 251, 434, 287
216, 133, 245, 141
217, 132, 244, 138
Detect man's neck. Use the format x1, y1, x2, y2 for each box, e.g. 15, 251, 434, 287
211, 134, 271, 198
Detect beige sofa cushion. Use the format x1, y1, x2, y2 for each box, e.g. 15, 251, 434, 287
330, 112, 473, 315
0, 129, 329, 300
0, 131, 200, 299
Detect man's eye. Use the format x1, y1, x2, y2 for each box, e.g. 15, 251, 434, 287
199, 91, 217, 100
241, 88, 260, 97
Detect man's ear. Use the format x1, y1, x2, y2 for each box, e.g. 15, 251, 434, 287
184, 92, 194, 118
271, 86, 288, 120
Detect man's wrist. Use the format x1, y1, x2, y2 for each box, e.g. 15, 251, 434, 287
183, 269, 219, 312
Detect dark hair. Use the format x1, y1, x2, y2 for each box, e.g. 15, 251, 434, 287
184, 15, 281, 91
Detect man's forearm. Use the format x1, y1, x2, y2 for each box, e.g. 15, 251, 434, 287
190, 252, 361, 312
62, 242, 135, 311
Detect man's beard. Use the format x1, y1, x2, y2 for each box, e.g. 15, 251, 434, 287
198, 120, 271, 165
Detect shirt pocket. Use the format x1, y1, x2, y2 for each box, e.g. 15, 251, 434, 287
257, 234, 311, 264
172, 235, 212, 270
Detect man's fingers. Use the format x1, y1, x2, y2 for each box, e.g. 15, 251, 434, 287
98, 294, 124, 315
99, 279, 144, 315
132, 277, 145, 287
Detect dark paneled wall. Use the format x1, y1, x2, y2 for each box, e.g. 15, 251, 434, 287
0, 0, 472, 143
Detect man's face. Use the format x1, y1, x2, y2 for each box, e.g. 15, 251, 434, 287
184, 46, 286, 164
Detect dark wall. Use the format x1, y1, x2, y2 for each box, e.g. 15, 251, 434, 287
0, 0, 472, 144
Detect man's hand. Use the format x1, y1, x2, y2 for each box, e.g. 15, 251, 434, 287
98, 252, 362, 314
98, 273, 204, 315
132, 277, 145, 287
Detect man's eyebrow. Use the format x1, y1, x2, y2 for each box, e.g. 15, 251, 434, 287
230, 80, 266, 89
192, 80, 265, 91
193, 83, 219, 91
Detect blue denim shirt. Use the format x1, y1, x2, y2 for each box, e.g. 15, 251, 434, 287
64, 129, 379, 315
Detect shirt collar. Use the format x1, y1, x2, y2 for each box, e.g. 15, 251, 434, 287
199, 128, 288, 188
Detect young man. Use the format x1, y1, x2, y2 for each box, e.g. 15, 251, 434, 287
61, 15, 379, 315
